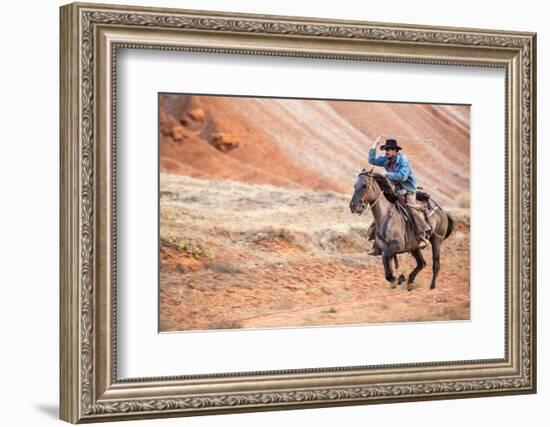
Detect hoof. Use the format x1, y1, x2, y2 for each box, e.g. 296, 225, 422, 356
397, 274, 406, 285
387, 282, 397, 289
407, 282, 414, 291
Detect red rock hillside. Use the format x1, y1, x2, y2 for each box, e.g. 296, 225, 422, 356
159, 94, 470, 207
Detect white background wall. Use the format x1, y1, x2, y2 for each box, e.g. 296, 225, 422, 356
0, 1, 545, 426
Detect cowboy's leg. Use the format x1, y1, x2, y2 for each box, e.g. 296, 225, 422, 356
367, 221, 381, 256
367, 221, 376, 241
406, 192, 431, 233
405, 192, 426, 233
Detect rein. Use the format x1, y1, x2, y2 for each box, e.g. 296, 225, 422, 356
358, 176, 383, 213
369, 190, 384, 209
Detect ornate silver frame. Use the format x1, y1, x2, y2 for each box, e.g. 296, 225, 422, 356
60, 2, 537, 423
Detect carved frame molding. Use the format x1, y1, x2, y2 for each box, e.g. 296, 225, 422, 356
60, 2, 536, 423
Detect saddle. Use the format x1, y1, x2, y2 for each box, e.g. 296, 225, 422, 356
371, 174, 438, 223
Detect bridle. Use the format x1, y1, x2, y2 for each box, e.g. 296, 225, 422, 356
357, 173, 383, 214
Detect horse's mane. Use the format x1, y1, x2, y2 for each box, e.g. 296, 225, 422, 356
371, 173, 398, 203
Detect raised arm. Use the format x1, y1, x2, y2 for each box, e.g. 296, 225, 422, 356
368, 136, 386, 167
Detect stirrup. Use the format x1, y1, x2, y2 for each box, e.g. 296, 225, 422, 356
418, 235, 429, 249
368, 246, 381, 256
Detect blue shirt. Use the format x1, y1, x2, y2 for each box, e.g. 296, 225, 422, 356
368, 148, 417, 192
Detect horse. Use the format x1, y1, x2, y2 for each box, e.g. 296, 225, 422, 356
349, 169, 454, 291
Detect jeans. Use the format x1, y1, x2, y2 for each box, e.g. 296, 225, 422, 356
405, 192, 431, 234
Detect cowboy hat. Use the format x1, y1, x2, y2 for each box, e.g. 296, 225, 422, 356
380, 139, 402, 151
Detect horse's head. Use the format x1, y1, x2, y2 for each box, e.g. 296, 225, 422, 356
349, 168, 376, 215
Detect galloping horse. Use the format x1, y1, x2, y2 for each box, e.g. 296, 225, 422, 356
349, 169, 454, 290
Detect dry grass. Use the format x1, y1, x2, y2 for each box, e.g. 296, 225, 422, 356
455, 190, 470, 208
248, 227, 297, 244
159, 173, 379, 260
206, 261, 244, 274
160, 234, 212, 259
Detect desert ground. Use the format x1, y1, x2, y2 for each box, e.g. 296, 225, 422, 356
159, 94, 471, 332
159, 174, 470, 332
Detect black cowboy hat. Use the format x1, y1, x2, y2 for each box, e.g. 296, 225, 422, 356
380, 139, 402, 151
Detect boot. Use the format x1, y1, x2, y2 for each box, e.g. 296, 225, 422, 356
417, 232, 429, 249
411, 210, 431, 249
368, 243, 382, 256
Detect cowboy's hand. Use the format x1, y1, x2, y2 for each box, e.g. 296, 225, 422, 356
371, 136, 383, 149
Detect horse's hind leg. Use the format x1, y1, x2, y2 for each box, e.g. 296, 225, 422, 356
430, 238, 442, 289
407, 249, 427, 291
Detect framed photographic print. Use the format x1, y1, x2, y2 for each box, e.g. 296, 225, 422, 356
59, 2, 537, 423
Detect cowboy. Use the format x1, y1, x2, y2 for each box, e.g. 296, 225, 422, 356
367, 136, 431, 254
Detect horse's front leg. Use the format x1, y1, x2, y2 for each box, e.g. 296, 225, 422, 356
394, 255, 406, 285
382, 255, 396, 288
382, 241, 399, 288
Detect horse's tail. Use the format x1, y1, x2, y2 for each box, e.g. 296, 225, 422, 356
444, 212, 454, 240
